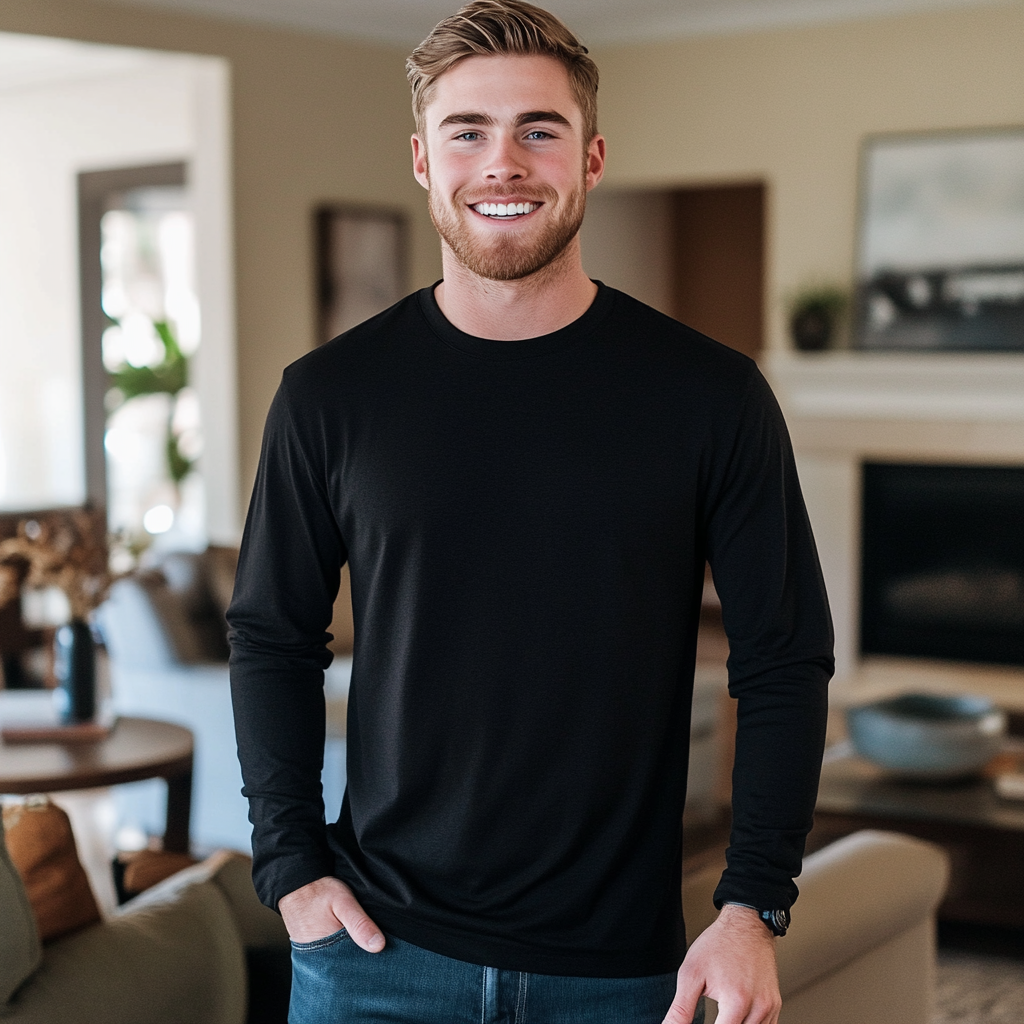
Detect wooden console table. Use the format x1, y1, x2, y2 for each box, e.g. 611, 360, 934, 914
811, 747, 1024, 929
0, 716, 194, 854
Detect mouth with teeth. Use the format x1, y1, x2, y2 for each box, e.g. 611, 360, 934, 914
471, 201, 540, 219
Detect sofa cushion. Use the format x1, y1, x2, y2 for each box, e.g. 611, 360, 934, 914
204, 850, 290, 951
6, 873, 246, 1024
776, 829, 948, 997
204, 545, 239, 624
116, 849, 199, 901
99, 576, 182, 669
1, 797, 101, 942
99, 549, 234, 670
0, 810, 42, 1004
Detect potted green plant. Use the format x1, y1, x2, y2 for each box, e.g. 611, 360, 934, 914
788, 285, 849, 352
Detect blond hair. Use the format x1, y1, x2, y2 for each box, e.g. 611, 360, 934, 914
407, 0, 599, 141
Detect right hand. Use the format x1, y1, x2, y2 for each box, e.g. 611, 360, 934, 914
278, 876, 386, 952
663, 904, 781, 1024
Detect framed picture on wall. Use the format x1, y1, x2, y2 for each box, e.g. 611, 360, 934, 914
854, 127, 1024, 351
315, 205, 407, 344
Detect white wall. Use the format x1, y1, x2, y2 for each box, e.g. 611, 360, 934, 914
0, 40, 237, 538
185, 58, 238, 544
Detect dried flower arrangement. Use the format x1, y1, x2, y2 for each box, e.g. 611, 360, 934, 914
0, 509, 112, 623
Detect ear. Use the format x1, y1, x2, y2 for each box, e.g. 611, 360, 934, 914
585, 134, 606, 192
411, 135, 430, 191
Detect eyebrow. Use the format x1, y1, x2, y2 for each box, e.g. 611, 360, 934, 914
436, 110, 573, 131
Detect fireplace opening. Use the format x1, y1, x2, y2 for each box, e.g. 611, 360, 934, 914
860, 462, 1024, 667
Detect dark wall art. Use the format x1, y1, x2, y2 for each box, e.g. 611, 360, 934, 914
315, 206, 406, 345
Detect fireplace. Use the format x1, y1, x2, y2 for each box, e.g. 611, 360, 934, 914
860, 462, 1024, 667
765, 350, 1024, 709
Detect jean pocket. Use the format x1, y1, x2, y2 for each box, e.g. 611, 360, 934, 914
290, 926, 350, 951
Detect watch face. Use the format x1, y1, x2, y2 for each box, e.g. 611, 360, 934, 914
761, 909, 790, 936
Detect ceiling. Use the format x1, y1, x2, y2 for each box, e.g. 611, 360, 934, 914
0, 0, 1006, 94
101, 0, 1004, 46
0, 33, 162, 92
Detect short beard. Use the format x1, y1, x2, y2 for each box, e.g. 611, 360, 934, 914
428, 176, 587, 282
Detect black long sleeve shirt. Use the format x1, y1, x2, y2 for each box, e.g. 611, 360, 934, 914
228, 283, 833, 978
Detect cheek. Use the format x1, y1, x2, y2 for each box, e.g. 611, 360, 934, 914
537, 153, 586, 186
431, 156, 477, 192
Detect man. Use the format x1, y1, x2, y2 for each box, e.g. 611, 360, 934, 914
228, 3, 833, 1023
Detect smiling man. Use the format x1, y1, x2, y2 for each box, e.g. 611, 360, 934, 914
228, 4, 834, 1024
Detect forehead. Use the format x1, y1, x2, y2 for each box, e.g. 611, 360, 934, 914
424, 54, 580, 130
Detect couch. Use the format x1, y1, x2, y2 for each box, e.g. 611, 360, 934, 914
1, 811, 291, 1024
2, 818, 946, 1024
685, 829, 950, 1024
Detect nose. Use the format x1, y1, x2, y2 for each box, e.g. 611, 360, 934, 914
481, 133, 527, 184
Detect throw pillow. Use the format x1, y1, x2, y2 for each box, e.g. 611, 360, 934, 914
1, 796, 101, 941
117, 848, 198, 900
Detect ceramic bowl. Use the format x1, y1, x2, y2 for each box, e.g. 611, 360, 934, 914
846, 692, 1006, 780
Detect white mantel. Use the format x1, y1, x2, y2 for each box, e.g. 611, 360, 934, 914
763, 351, 1024, 711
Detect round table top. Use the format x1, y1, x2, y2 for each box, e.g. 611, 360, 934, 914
0, 716, 193, 794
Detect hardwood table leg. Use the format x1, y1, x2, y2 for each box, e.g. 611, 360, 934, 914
163, 762, 193, 854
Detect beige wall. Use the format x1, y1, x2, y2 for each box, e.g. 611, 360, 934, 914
579, 187, 674, 314
593, 2, 1024, 352
0, 0, 440, 514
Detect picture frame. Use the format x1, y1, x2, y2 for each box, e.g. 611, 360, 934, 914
315, 205, 407, 345
853, 127, 1024, 352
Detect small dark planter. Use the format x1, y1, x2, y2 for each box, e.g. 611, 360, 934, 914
54, 620, 97, 723
790, 306, 834, 351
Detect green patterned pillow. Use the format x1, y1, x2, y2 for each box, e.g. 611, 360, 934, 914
0, 808, 42, 1004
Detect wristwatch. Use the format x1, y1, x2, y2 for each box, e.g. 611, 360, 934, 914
723, 902, 790, 937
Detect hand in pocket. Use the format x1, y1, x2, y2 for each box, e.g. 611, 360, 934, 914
279, 876, 385, 952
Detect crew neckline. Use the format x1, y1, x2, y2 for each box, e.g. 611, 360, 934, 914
418, 280, 613, 360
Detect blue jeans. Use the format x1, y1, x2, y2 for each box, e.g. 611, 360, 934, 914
289, 929, 704, 1024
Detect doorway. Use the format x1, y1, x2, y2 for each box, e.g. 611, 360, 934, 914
0, 32, 236, 543
671, 183, 766, 358
580, 181, 766, 357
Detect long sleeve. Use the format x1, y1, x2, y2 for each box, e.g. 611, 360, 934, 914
704, 367, 834, 912
227, 372, 345, 910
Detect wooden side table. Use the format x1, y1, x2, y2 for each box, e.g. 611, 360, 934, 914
811, 748, 1024, 929
0, 716, 194, 854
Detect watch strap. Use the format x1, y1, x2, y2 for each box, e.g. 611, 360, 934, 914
721, 901, 790, 936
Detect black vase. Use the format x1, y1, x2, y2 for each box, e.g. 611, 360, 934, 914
790, 307, 833, 352
54, 620, 97, 723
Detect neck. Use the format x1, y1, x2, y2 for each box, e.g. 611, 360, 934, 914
434, 237, 597, 341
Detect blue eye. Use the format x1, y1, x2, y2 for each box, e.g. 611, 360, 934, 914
456, 131, 480, 141
526, 131, 551, 140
